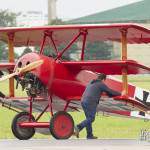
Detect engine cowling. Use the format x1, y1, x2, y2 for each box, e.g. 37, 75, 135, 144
15, 52, 55, 97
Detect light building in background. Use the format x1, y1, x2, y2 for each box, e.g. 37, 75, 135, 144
17, 0, 57, 26
17, 11, 48, 26
15, 11, 48, 56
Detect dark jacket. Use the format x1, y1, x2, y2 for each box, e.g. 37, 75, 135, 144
81, 79, 121, 107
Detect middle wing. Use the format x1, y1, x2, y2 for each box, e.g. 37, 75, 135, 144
62, 60, 150, 75
0, 62, 15, 71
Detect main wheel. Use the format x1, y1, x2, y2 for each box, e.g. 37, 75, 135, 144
11, 112, 35, 140
50, 111, 74, 139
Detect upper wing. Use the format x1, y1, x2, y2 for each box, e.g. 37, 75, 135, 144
62, 60, 150, 75
0, 23, 150, 47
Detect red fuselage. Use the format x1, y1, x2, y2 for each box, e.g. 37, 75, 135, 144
15, 52, 95, 101
16, 53, 133, 101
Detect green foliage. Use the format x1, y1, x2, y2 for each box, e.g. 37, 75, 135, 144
59, 43, 78, 60
58, 41, 113, 61
43, 47, 53, 57
21, 47, 32, 56
0, 9, 17, 27
34, 46, 54, 58
0, 42, 18, 61
85, 41, 113, 60
48, 19, 113, 61
0, 41, 7, 60
0, 10, 18, 60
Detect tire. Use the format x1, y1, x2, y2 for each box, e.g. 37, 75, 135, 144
50, 111, 74, 139
11, 112, 35, 140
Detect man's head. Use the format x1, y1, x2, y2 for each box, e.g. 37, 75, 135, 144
97, 73, 107, 81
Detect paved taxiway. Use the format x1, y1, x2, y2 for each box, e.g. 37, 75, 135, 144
0, 139, 150, 150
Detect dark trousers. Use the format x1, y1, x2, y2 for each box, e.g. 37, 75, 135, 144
77, 102, 97, 138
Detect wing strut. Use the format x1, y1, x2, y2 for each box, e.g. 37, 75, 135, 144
121, 29, 128, 95
56, 32, 82, 60
81, 30, 88, 60
8, 32, 15, 97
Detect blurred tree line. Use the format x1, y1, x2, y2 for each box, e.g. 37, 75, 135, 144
0, 13, 113, 61
41, 19, 113, 60
0, 10, 18, 61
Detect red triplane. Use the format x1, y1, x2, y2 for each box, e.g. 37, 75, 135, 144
0, 24, 150, 139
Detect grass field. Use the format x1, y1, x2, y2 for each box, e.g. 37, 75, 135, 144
0, 75, 150, 139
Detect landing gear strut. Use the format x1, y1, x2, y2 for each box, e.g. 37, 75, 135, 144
11, 84, 74, 140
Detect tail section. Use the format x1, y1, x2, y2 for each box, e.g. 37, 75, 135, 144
100, 76, 150, 120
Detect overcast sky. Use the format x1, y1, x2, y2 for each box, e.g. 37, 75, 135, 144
0, 0, 141, 19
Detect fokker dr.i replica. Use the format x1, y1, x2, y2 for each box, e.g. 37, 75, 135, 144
0, 23, 150, 139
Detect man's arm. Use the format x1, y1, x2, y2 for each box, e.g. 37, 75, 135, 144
102, 84, 121, 97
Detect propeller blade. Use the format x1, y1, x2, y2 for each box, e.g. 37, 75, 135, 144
0, 72, 18, 82
0, 60, 43, 82
18, 60, 43, 74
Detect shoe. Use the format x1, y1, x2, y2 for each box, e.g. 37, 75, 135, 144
74, 126, 80, 138
87, 136, 98, 139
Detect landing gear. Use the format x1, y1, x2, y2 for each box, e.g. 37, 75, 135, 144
11, 96, 74, 140
49, 111, 74, 139
11, 112, 35, 140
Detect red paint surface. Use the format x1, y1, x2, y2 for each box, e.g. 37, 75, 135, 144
16, 52, 150, 109
2, 23, 150, 130
0, 63, 15, 70
19, 122, 49, 128
0, 24, 150, 47
53, 114, 73, 138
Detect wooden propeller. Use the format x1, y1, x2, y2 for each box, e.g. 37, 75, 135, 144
0, 60, 43, 82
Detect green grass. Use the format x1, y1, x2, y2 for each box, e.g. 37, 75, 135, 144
1, 109, 149, 139
1, 76, 150, 139
73, 112, 150, 139
0, 80, 27, 97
